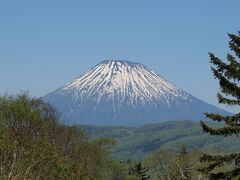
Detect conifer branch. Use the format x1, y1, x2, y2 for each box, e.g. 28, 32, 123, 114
217, 93, 240, 106
212, 68, 240, 99
200, 121, 240, 136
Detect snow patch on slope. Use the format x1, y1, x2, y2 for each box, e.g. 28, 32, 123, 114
59, 60, 188, 106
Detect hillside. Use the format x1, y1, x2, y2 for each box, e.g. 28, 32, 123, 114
78, 120, 240, 160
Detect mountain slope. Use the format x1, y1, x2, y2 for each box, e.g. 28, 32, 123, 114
78, 121, 240, 160
43, 60, 229, 126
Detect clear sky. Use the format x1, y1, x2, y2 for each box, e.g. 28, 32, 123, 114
0, 1, 239, 112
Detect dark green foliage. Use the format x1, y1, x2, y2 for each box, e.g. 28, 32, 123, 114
199, 31, 240, 179
130, 162, 150, 180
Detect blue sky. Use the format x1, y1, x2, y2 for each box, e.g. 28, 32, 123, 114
0, 1, 239, 112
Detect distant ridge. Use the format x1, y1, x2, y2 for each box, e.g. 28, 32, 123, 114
79, 120, 240, 160
43, 60, 229, 126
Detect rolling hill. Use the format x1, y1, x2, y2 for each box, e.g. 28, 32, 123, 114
78, 120, 240, 160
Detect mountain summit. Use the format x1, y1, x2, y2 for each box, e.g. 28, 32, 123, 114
43, 60, 228, 126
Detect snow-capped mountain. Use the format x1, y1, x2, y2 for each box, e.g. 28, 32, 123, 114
43, 60, 229, 126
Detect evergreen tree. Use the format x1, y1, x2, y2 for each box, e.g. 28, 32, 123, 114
199, 31, 240, 179
130, 162, 150, 180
